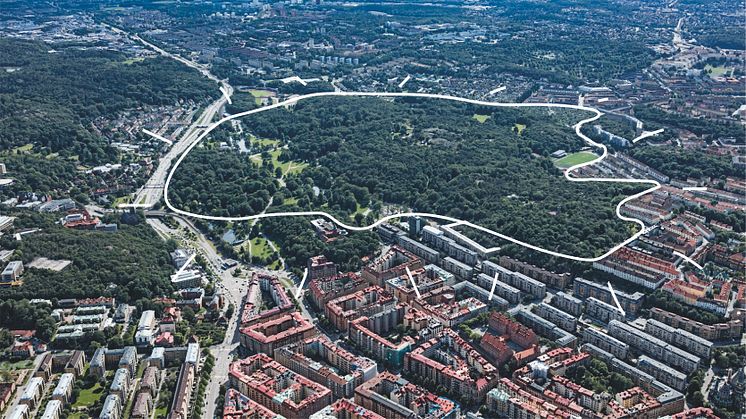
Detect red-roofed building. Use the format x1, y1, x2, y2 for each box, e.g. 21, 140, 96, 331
228, 354, 332, 419
404, 328, 498, 404
239, 311, 318, 354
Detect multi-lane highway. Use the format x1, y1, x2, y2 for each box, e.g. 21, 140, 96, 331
110, 25, 233, 209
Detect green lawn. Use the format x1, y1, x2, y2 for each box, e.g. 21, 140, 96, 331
350, 202, 369, 220
73, 381, 106, 408
283, 197, 298, 206
0, 360, 33, 371
249, 89, 274, 98
268, 259, 282, 270
249, 89, 276, 105
154, 405, 168, 418
704, 64, 733, 78
554, 151, 598, 168
112, 195, 132, 208
472, 114, 490, 123
12, 143, 34, 153
248, 237, 273, 259
514, 123, 526, 135
123, 57, 145, 65
250, 148, 307, 176
248, 134, 280, 147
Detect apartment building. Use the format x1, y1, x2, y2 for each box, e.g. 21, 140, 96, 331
637, 355, 688, 392
476, 272, 520, 304
585, 296, 626, 324
354, 372, 459, 419
307, 255, 338, 280
535, 302, 577, 332
482, 261, 546, 298
309, 399, 385, 419
362, 245, 423, 287
308, 272, 367, 309
645, 319, 714, 359
404, 328, 499, 404
397, 236, 440, 264
222, 388, 285, 419
608, 320, 700, 373
421, 225, 478, 265
441, 256, 474, 280
229, 353, 332, 419
99, 394, 122, 419
574, 277, 644, 315
515, 309, 577, 347
51, 373, 74, 404
274, 335, 377, 398
498, 255, 570, 289
411, 285, 488, 327
592, 247, 677, 289
240, 312, 318, 355
649, 307, 743, 341
551, 291, 584, 316
325, 285, 395, 331
581, 327, 629, 359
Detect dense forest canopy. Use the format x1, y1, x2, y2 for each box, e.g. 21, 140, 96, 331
170, 96, 644, 258
0, 38, 218, 162
0, 212, 175, 302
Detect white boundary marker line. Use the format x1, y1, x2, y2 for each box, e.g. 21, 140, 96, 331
176, 252, 196, 276
606, 281, 626, 316
489, 86, 506, 95
142, 129, 173, 146
118, 203, 151, 209
398, 75, 411, 89
673, 251, 704, 270
295, 268, 308, 299
405, 266, 421, 299
220, 86, 232, 105
162, 91, 662, 263
632, 128, 664, 143
683, 186, 707, 192
488, 272, 499, 301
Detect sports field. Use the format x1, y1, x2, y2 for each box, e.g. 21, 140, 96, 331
554, 151, 598, 168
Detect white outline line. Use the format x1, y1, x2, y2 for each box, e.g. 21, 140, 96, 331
632, 128, 665, 143
405, 266, 421, 299
295, 268, 308, 299
220, 86, 232, 105
398, 75, 411, 89
673, 251, 704, 270
142, 129, 173, 146
607, 281, 626, 316
162, 91, 661, 263
488, 272, 499, 301
489, 86, 506, 95
176, 252, 196, 275
118, 203, 151, 209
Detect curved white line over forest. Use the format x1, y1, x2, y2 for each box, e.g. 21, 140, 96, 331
164, 91, 660, 262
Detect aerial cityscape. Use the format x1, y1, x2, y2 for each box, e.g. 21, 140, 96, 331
0, 1, 744, 419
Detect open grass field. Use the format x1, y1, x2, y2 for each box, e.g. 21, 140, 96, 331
554, 151, 598, 168
704, 64, 733, 78
0, 360, 33, 371
247, 237, 273, 259
514, 123, 526, 135
73, 381, 106, 408
472, 114, 490, 123
250, 148, 307, 176
248, 134, 280, 147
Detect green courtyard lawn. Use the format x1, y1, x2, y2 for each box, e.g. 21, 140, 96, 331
554, 151, 598, 168
73, 380, 106, 408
